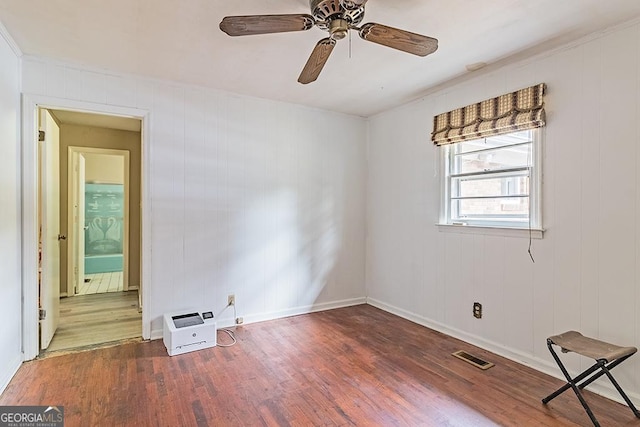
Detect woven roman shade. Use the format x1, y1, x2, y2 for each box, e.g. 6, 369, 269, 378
432, 83, 546, 146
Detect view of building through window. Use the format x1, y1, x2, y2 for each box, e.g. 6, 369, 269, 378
447, 130, 535, 227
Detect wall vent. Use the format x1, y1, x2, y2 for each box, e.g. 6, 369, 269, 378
452, 350, 494, 370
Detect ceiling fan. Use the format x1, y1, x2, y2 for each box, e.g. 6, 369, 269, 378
219, 0, 438, 84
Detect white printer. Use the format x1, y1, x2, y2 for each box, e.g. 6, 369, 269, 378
163, 310, 216, 356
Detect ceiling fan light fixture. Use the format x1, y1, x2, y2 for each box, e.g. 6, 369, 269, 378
329, 19, 349, 40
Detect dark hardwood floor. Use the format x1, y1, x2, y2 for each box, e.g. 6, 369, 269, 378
1, 304, 638, 426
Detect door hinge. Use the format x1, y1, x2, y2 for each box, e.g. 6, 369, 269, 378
39, 309, 46, 320
38, 130, 45, 142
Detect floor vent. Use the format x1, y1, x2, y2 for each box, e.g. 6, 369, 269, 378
452, 350, 494, 370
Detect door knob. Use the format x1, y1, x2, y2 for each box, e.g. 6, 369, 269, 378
58, 234, 67, 241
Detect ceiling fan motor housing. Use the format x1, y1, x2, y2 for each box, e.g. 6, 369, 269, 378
310, 0, 365, 30
340, 0, 367, 11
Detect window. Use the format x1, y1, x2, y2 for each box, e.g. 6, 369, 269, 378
432, 83, 546, 232
441, 129, 541, 229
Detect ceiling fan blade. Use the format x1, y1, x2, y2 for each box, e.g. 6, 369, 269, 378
359, 23, 438, 57
298, 38, 337, 84
220, 14, 315, 36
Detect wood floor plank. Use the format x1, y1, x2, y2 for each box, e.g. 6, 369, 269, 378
79, 272, 123, 295
2, 305, 639, 426
45, 290, 141, 352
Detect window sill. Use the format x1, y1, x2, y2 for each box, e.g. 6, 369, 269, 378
437, 223, 544, 239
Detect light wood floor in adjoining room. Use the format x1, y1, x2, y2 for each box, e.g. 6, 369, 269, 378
4, 305, 640, 426
77, 271, 123, 295
44, 290, 141, 353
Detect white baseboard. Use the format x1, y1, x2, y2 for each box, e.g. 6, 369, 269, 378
239, 297, 367, 327
149, 297, 367, 341
366, 297, 640, 408
0, 354, 22, 396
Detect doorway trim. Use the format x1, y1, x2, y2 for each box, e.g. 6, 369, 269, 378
22, 94, 151, 360
68, 147, 131, 296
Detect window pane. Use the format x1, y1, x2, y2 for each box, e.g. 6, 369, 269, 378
452, 197, 529, 219
454, 143, 531, 174
442, 128, 540, 229
454, 130, 533, 154
452, 174, 529, 198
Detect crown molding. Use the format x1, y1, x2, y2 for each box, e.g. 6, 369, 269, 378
0, 19, 23, 57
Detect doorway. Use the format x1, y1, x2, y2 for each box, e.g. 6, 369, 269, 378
37, 107, 143, 355
68, 148, 130, 297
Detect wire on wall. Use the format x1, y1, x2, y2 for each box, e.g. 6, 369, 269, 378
216, 303, 238, 347
527, 139, 535, 263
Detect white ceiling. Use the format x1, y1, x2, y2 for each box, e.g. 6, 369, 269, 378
49, 109, 141, 132
2, 0, 640, 117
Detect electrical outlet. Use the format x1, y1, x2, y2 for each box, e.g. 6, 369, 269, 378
235, 317, 243, 325
473, 302, 482, 319
228, 294, 235, 306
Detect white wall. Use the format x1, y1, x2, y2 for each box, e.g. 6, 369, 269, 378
366, 20, 640, 402
0, 24, 22, 392
21, 57, 367, 338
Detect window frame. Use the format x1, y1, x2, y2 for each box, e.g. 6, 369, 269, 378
439, 128, 543, 232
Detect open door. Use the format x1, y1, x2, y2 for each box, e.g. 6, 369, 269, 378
68, 151, 85, 296
68, 148, 130, 295
39, 109, 61, 350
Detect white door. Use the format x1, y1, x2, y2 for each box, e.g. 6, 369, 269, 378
68, 151, 86, 295
78, 155, 86, 293
40, 109, 61, 350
